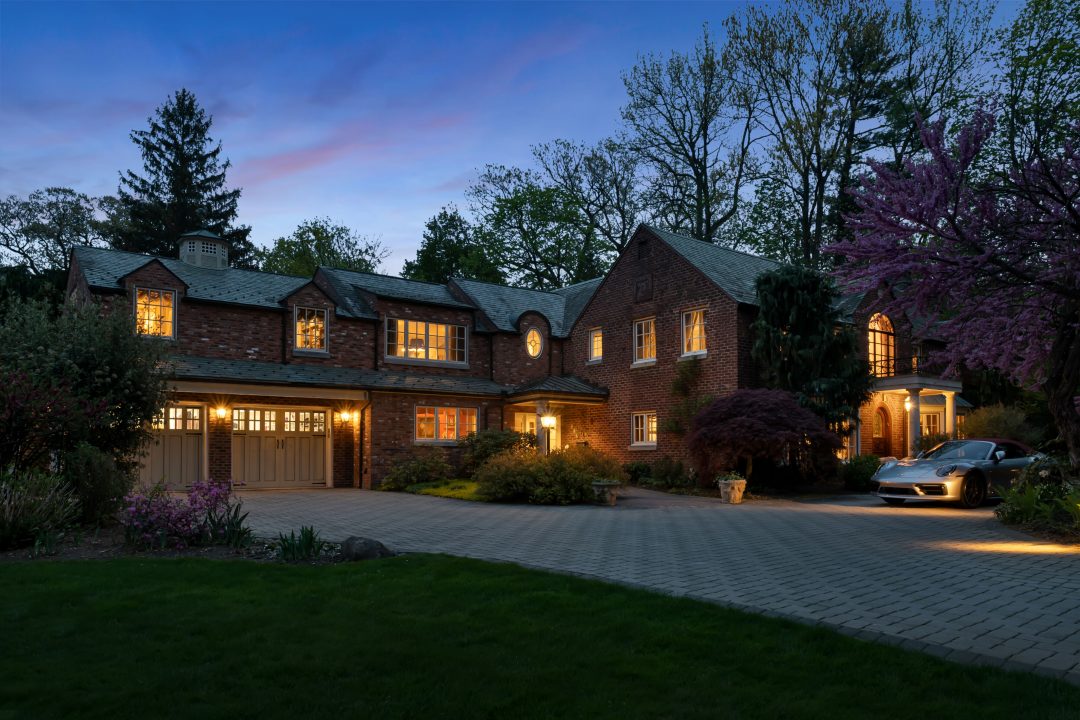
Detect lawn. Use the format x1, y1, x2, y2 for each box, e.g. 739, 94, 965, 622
405, 478, 485, 501
2, 556, 1078, 720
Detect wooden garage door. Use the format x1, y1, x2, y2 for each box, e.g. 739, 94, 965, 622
231, 408, 327, 487
139, 406, 204, 490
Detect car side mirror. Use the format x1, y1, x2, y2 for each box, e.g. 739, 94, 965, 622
994, 450, 1006, 463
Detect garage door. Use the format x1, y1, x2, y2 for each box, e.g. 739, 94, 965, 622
231, 408, 327, 487
139, 406, 205, 490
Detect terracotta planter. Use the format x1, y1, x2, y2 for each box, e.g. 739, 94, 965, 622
717, 479, 747, 504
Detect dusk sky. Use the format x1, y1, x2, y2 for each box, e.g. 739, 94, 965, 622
1, 1, 1021, 273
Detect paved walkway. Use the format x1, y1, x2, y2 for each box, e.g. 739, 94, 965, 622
239, 487, 1080, 684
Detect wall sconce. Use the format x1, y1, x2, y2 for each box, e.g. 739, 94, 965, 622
215, 406, 227, 420
904, 397, 912, 412
339, 410, 353, 423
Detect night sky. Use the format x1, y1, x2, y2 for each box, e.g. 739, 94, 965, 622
0, 1, 1020, 272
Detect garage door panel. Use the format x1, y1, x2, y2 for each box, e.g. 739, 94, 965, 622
140, 430, 202, 490
233, 408, 327, 488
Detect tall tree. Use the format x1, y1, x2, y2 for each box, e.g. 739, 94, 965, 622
106, 89, 256, 267
751, 265, 872, 427
621, 28, 756, 245
401, 206, 504, 284
258, 218, 388, 276
0, 187, 103, 274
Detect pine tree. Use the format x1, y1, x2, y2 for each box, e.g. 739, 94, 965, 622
106, 89, 256, 267
402, 206, 505, 285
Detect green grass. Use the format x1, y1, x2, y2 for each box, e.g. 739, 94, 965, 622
406, 478, 485, 501
2, 556, 1077, 720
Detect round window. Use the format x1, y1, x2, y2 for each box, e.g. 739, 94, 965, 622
525, 328, 543, 358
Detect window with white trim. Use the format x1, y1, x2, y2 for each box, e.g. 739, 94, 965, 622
232, 408, 278, 432
283, 411, 326, 434
588, 328, 603, 361
294, 307, 328, 351
415, 406, 478, 442
631, 412, 657, 446
152, 406, 201, 431
135, 288, 175, 338
682, 309, 706, 355
633, 318, 656, 363
386, 319, 466, 363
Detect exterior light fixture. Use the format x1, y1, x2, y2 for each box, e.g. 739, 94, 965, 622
540, 415, 557, 429
215, 406, 227, 420
904, 397, 912, 412
340, 410, 352, 423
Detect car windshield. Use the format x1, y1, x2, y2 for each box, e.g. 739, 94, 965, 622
923, 440, 993, 461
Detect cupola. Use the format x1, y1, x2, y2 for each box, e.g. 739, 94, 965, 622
178, 229, 228, 269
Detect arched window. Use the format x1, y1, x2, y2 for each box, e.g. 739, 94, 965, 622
868, 313, 895, 377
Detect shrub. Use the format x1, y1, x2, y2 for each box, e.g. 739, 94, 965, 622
277, 526, 326, 562
121, 479, 251, 549
916, 433, 950, 453
623, 461, 652, 485
62, 442, 134, 525
474, 450, 546, 503
0, 470, 80, 550
458, 429, 536, 477
634, 457, 693, 489
380, 449, 454, 491
838, 455, 881, 491
554, 446, 627, 484
474, 447, 625, 505
962, 404, 1042, 446
996, 482, 1080, 534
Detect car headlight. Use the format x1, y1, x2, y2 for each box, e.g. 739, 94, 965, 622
935, 464, 958, 477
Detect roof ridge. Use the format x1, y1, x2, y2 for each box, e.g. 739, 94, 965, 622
452, 276, 566, 298
643, 224, 780, 265
76, 245, 309, 281
322, 265, 454, 289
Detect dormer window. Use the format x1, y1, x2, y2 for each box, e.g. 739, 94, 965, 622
386, 319, 467, 364
134, 288, 175, 338
525, 328, 543, 358
294, 307, 327, 352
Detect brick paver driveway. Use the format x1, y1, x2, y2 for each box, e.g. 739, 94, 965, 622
240, 487, 1080, 683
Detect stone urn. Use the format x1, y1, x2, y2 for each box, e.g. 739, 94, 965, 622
717, 479, 748, 504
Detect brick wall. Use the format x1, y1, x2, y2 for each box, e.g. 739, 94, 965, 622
284, 283, 376, 369
490, 311, 559, 386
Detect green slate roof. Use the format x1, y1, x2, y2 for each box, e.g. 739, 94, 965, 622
452, 277, 602, 337
319, 267, 475, 316
73, 246, 309, 309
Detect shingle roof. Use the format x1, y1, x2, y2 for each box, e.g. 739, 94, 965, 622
509, 375, 608, 398
452, 277, 602, 337
319, 267, 475, 314
643, 225, 782, 305
74, 246, 308, 309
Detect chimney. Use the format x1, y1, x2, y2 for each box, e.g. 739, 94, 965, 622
178, 229, 229, 269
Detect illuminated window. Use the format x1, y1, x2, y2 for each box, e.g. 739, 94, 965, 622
682, 309, 706, 355
631, 412, 657, 446
921, 413, 941, 436
152, 406, 200, 431
294, 307, 327, 351
282, 410, 326, 433
525, 328, 543, 358
957, 414, 966, 438
415, 407, 477, 442
588, 328, 603, 362
386, 319, 466, 363
232, 408, 277, 432
135, 288, 175, 338
634, 318, 656, 363
868, 313, 895, 377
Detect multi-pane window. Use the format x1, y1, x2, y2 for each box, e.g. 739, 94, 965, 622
631, 412, 657, 446
135, 288, 175, 337
868, 313, 896, 377
921, 413, 941, 437
283, 411, 326, 433
415, 407, 478, 442
152, 406, 201, 431
634, 318, 656, 363
232, 408, 277, 432
386, 319, 466, 363
588, 328, 603, 361
295, 307, 327, 351
682, 309, 706, 355
201, 241, 218, 255
525, 328, 543, 358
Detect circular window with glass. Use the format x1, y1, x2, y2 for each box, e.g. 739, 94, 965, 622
525, 328, 543, 358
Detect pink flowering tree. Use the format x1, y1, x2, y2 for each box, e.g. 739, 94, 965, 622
829, 110, 1080, 465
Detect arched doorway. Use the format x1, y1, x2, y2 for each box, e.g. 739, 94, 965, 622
872, 406, 891, 457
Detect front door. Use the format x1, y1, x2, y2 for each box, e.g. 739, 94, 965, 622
231, 408, 327, 487
871, 407, 891, 457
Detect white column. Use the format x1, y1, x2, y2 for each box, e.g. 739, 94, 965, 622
907, 389, 921, 457
944, 392, 956, 438
535, 401, 549, 455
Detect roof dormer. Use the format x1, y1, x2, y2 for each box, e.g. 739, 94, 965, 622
178, 229, 228, 269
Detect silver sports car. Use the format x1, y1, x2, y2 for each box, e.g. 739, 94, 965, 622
873, 439, 1040, 508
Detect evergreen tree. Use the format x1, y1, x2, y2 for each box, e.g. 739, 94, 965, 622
106, 89, 256, 267
401, 206, 504, 285
751, 266, 872, 427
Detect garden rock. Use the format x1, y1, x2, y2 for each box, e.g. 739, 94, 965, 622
341, 536, 395, 561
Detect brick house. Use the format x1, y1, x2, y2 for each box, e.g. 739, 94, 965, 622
67, 225, 968, 489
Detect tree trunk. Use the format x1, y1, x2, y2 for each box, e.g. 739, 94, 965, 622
1042, 313, 1080, 468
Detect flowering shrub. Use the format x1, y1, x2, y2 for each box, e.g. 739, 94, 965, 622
121, 479, 250, 549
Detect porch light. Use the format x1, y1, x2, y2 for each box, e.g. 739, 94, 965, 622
339, 410, 353, 423
904, 397, 912, 412
215, 406, 227, 420
540, 415, 557, 429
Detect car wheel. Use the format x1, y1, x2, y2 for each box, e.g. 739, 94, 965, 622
959, 474, 987, 509
882, 498, 905, 506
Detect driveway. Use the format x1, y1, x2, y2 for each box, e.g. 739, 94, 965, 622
239, 487, 1080, 684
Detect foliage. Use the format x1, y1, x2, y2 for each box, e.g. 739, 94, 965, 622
688, 389, 841, 484
121, 479, 250, 549
405, 480, 485, 502
960, 404, 1043, 447
0, 299, 168, 473
105, 89, 256, 267
917, 433, 952, 454
0, 470, 79, 551
751, 265, 872, 426
0, 187, 104, 274
401, 205, 505, 284
996, 482, 1080, 536
660, 357, 714, 435
622, 461, 652, 485
474, 447, 625, 505
714, 471, 746, 486
1017, 454, 1075, 488
633, 457, 694, 490
379, 449, 454, 491
277, 526, 327, 563
257, 217, 389, 276
61, 442, 134, 526
838, 454, 882, 491
831, 107, 1080, 466
457, 428, 536, 477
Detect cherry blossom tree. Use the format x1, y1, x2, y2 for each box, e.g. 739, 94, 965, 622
829, 110, 1080, 465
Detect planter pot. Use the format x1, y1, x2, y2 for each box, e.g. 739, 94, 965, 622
591, 480, 621, 506
717, 479, 747, 504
